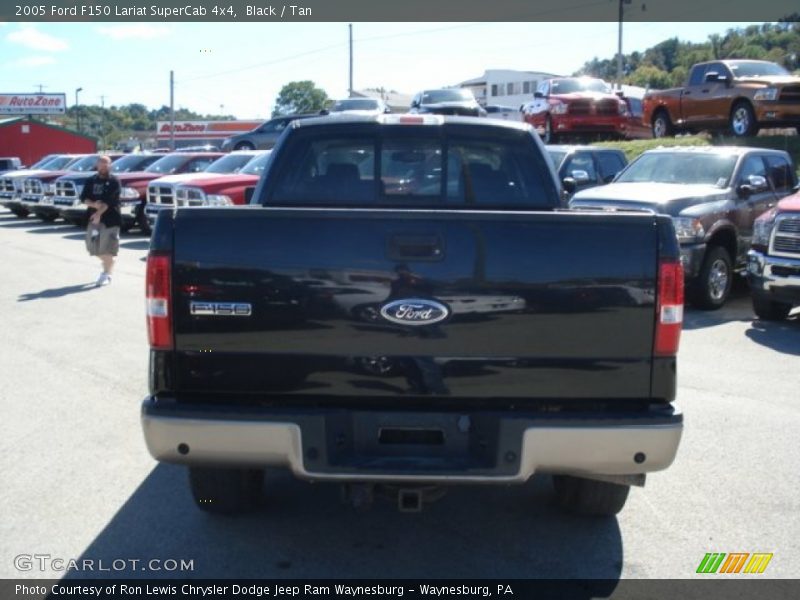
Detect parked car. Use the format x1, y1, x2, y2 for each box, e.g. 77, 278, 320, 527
177, 144, 220, 152
141, 114, 684, 517
747, 188, 800, 320
60, 152, 223, 232
220, 115, 317, 151
409, 89, 486, 117
144, 151, 259, 227
570, 146, 798, 309
484, 104, 522, 121
620, 95, 653, 140
643, 60, 800, 138
323, 98, 390, 116
51, 153, 163, 229
521, 77, 629, 143
0, 157, 23, 174
23, 154, 124, 222
546, 145, 627, 197
171, 151, 271, 210
0, 155, 84, 218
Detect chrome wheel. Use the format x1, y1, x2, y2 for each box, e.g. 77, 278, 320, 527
653, 116, 667, 138
543, 116, 553, 144
731, 105, 753, 136
708, 259, 730, 301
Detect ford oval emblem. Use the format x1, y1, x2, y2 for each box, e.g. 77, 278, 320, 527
380, 298, 449, 326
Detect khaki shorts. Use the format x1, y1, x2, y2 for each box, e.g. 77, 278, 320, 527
85, 223, 120, 256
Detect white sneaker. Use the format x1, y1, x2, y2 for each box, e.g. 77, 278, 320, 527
95, 273, 111, 287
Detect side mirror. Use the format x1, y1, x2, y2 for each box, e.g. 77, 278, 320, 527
562, 177, 577, 194
533, 91, 544, 99
383, 106, 392, 114
705, 71, 731, 86
570, 169, 591, 184
244, 186, 256, 204
614, 90, 625, 98
410, 100, 420, 109
748, 174, 768, 191
737, 175, 768, 198
319, 108, 330, 116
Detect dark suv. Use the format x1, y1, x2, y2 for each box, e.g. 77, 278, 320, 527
220, 114, 316, 151
410, 89, 486, 117
546, 145, 627, 197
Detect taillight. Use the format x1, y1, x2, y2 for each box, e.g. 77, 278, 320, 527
146, 253, 173, 349
654, 260, 684, 356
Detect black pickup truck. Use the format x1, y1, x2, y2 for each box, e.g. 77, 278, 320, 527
141, 115, 685, 517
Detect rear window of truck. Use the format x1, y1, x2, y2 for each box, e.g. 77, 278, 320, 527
265, 128, 558, 209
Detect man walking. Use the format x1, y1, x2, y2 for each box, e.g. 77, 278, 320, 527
81, 155, 121, 286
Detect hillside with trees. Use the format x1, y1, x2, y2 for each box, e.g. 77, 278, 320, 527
577, 21, 800, 89
51, 104, 236, 148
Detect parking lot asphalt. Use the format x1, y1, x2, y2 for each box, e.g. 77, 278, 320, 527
0, 208, 798, 581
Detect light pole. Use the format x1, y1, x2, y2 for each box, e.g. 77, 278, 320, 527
75, 87, 83, 133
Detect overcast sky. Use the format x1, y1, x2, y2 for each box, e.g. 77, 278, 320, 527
0, 21, 757, 119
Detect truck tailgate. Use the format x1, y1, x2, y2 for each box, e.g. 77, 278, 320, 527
169, 207, 660, 400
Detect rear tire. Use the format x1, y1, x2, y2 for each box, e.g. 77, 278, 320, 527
234, 142, 255, 151
690, 246, 733, 310
652, 110, 673, 138
37, 213, 57, 223
188, 467, 264, 515
752, 294, 792, 321
553, 475, 630, 516
137, 208, 152, 235
11, 207, 29, 218
542, 115, 558, 144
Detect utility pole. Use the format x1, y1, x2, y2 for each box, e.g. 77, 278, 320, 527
616, 0, 625, 89
616, 0, 638, 90
75, 87, 83, 133
169, 70, 175, 151
348, 24, 353, 97
99, 95, 106, 150
35, 84, 46, 93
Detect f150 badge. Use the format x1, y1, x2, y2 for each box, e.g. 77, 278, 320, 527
190, 301, 252, 316
379, 299, 449, 326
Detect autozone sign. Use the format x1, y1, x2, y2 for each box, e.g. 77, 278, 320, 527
0, 93, 67, 115
157, 120, 263, 139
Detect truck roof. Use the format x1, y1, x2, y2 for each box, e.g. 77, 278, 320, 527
547, 144, 625, 154
291, 113, 534, 133
641, 145, 790, 157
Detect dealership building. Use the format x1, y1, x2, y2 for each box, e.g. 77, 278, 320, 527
458, 69, 561, 109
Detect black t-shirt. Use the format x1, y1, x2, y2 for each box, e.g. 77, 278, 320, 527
80, 174, 122, 227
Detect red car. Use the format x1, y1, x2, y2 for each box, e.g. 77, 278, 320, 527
522, 77, 629, 144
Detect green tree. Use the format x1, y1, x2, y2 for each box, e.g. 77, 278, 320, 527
626, 65, 673, 90
272, 81, 329, 117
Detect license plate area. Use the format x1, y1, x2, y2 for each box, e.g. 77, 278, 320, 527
315, 411, 506, 474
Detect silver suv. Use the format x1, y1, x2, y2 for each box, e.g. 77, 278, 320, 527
220, 114, 316, 151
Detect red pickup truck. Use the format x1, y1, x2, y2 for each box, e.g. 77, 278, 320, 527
170, 151, 270, 210
522, 77, 630, 143
59, 152, 223, 232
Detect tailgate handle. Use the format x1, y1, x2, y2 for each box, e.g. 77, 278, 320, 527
388, 235, 444, 261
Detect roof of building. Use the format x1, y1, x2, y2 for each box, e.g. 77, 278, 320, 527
0, 116, 96, 141
352, 89, 414, 108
